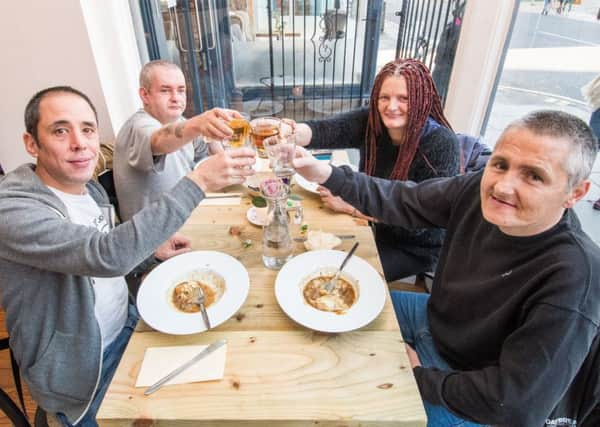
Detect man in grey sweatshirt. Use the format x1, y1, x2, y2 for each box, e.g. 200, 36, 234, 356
0, 86, 255, 426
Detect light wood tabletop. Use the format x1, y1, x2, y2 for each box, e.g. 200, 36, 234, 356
97, 168, 427, 426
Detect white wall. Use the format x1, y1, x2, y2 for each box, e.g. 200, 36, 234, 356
444, 0, 518, 136
0, 0, 140, 172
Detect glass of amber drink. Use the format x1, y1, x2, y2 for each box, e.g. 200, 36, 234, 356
223, 112, 251, 150
250, 117, 281, 158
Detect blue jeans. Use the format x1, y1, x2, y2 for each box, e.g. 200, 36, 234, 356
56, 304, 138, 427
391, 291, 487, 427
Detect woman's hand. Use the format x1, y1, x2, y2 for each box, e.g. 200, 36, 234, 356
405, 344, 422, 369
317, 186, 354, 214
317, 186, 376, 221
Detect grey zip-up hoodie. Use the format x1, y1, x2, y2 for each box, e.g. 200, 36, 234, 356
0, 164, 204, 423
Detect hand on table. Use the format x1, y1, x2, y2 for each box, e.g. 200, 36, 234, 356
405, 344, 422, 369
155, 232, 192, 261
317, 186, 376, 222
317, 186, 353, 214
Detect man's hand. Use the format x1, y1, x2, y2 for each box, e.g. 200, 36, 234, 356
292, 146, 332, 184
151, 108, 242, 155
155, 232, 192, 261
187, 148, 256, 192
405, 344, 422, 369
188, 108, 240, 141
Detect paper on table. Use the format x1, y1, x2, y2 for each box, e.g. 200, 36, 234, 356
199, 194, 242, 206
135, 344, 227, 387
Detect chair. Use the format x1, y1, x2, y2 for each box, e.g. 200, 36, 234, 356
93, 142, 120, 219
0, 337, 30, 427
456, 133, 491, 173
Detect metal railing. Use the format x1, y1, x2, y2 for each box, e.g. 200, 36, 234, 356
140, 0, 465, 118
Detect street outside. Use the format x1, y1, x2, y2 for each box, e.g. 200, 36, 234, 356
483, 0, 600, 148
487, 0, 600, 240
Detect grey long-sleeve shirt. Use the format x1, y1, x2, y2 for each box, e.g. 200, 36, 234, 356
0, 164, 204, 423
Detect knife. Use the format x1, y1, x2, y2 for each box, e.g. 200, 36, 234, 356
293, 234, 355, 242
203, 193, 242, 199
144, 339, 227, 396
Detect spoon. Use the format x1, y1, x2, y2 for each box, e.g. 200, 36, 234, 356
323, 242, 359, 293
195, 286, 211, 330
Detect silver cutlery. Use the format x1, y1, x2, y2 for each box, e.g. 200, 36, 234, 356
323, 242, 359, 292
144, 339, 227, 395
203, 193, 242, 199
196, 287, 211, 330
293, 234, 355, 243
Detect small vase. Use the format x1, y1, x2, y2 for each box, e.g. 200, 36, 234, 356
261, 179, 293, 269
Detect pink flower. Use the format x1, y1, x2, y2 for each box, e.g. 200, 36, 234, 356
260, 178, 287, 198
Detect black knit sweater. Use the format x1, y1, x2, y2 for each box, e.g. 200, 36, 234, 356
305, 108, 460, 258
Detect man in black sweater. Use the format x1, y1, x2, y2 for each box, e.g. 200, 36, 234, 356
293, 110, 600, 426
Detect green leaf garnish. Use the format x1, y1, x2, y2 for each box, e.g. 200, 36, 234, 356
251, 196, 267, 208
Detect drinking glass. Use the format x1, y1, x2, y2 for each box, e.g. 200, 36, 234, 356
264, 134, 296, 187
223, 112, 251, 150
250, 117, 281, 158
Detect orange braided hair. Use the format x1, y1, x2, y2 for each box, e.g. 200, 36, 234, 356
364, 58, 452, 180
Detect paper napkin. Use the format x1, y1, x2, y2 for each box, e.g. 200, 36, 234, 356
199, 193, 242, 206
135, 344, 227, 387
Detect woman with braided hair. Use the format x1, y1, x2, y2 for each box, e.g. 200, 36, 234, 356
294, 58, 460, 281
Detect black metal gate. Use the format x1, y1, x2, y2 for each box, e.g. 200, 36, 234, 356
138, 0, 465, 119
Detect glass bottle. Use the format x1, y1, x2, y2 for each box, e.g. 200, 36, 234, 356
261, 179, 293, 269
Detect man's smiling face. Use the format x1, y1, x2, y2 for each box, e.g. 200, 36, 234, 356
480, 126, 581, 236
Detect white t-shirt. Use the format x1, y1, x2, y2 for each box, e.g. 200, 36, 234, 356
49, 187, 128, 349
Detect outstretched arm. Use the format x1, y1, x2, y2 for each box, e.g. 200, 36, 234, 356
150, 108, 241, 155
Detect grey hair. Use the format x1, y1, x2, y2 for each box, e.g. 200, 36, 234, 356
504, 110, 598, 190
139, 60, 181, 90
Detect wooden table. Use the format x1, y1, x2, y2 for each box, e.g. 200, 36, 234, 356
97, 170, 427, 426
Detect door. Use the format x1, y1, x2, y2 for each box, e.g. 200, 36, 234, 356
138, 0, 464, 118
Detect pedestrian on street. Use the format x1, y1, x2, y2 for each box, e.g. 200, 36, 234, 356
581, 74, 600, 210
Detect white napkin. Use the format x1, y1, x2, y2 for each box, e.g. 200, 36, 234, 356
135, 344, 227, 387
199, 193, 242, 206
199, 197, 241, 206
303, 230, 342, 251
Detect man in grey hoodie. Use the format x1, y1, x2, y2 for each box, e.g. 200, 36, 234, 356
0, 86, 255, 426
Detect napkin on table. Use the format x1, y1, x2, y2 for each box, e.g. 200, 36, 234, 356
135, 344, 227, 387
199, 193, 242, 206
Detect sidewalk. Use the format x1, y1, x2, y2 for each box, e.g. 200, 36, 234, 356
521, 0, 600, 22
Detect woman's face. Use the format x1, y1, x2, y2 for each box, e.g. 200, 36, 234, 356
377, 75, 409, 131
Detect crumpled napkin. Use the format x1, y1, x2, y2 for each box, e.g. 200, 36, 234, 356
304, 230, 342, 251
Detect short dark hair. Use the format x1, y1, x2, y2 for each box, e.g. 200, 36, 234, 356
505, 110, 598, 189
139, 60, 181, 90
24, 86, 98, 142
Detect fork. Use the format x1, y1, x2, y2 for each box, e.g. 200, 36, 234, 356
323, 242, 359, 293
195, 287, 211, 330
